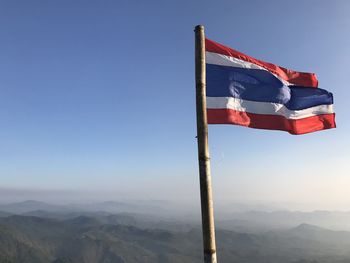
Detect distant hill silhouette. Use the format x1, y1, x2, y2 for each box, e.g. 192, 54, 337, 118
1, 213, 350, 263
1, 201, 350, 262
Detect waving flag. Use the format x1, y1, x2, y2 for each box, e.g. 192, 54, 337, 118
205, 38, 336, 134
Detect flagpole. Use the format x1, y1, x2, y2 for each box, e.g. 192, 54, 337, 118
195, 25, 217, 263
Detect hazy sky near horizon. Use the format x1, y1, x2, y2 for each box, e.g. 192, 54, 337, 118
0, 0, 349, 210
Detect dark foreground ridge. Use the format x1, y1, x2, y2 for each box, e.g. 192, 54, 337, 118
1, 212, 350, 263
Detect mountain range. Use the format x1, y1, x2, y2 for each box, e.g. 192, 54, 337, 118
1, 201, 350, 263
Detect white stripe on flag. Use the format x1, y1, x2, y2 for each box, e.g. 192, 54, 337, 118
206, 51, 292, 86
206, 97, 334, 120
206, 51, 265, 70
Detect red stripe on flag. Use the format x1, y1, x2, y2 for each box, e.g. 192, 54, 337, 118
205, 38, 318, 88
207, 109, 335, 135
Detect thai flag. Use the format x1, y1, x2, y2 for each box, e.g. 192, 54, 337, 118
205, 38, 336, 135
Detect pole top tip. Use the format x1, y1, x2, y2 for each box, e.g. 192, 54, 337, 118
195, 25, 204, 31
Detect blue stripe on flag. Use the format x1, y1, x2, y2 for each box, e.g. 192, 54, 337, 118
286, 86, 333, 110
206, 64, 333, 110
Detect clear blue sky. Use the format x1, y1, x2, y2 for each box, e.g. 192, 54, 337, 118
0, 0, 349, 208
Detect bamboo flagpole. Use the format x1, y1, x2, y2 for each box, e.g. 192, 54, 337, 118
194, 25, 217, 263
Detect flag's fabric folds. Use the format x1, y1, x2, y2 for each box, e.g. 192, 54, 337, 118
205, 38, 336, 135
